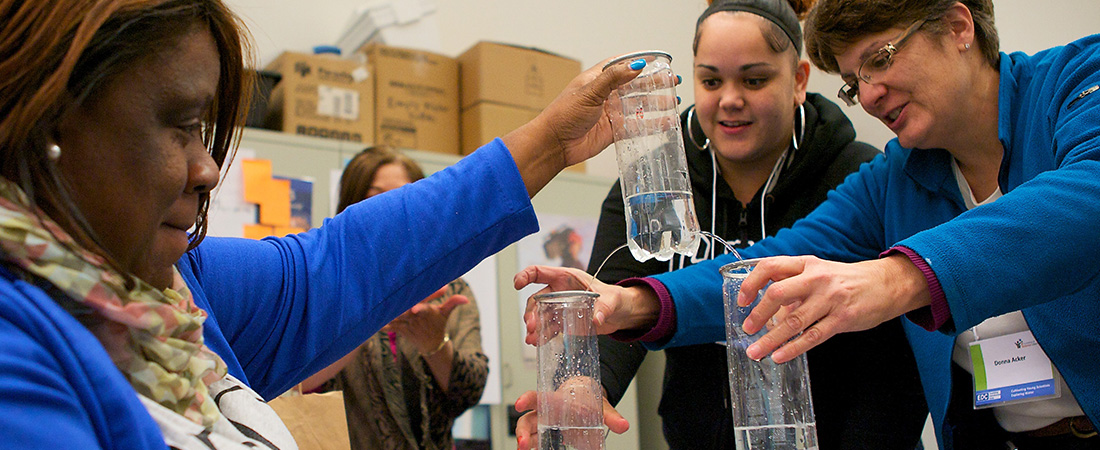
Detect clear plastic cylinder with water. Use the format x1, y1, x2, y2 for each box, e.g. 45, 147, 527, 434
722, 259, 818, 450
535, 291, 605, 450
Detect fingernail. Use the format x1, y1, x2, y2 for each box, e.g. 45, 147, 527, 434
595, 310, 605, 325
746, 343, 762, 361
676, 74, 682, 83
742, 317, 755, 333
676, 96, 681, 104
629, 59, 646, 70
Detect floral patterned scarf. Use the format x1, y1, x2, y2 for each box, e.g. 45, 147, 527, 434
0, 178, 227, 428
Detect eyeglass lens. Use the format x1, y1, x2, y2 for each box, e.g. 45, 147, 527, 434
838, 20, 925, 106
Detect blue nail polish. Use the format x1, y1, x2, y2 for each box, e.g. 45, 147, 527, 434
676, 96, 681, 104
676, 75, 682, 83
629, 59, 646, 70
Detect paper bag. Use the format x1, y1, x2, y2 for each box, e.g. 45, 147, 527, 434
268, 390, 351, 450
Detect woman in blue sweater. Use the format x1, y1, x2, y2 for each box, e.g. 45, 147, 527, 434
0, 0, 647, 448
516, 0, 1100, 448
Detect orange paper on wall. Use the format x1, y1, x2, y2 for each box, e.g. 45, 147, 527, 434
241, 159, 273, 204
243, 224, 306, 240
241, 159, 292, 227
259, 178, 291, 226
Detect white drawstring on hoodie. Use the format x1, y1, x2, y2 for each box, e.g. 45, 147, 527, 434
688, 103, 805, 259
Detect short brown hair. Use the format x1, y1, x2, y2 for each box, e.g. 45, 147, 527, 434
0, 0, 253, 258
804, 0, 999, 74
336, 146, 426, 213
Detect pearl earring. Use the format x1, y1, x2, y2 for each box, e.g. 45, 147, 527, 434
47, 144, 61, 161
964, 43, 971, 50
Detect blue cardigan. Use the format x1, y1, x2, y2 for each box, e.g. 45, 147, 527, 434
650, 35, 1100, 447
0, 140, 537, 449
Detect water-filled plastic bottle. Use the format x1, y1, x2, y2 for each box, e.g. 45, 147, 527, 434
603, 51, 700, 262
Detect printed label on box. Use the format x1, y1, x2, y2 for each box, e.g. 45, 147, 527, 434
317, 85, 360, 120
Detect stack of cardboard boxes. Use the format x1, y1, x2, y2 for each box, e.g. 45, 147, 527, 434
263, 44, 459, 155
457, 42, 582, 171
262, 41, 581, 170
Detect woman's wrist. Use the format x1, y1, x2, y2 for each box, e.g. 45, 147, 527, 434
501, 118, 565, 197
609, 278, 675, 342
880, 247, 949, 330
623, 285, 661, 329
420, 333, 451, 358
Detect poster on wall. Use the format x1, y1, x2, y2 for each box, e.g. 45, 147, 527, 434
274, 175, 313, 230
515, 213, 599, 370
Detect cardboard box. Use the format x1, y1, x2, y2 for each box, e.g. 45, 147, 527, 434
263, 52, 374, 143
461, 102, 537, 155
461, 103, 584, 173
458, 42, 584, 171
457, 41, 581, 111
363, 44, 459, 155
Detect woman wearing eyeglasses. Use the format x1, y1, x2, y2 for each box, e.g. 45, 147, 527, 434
514, 0, 1100, 448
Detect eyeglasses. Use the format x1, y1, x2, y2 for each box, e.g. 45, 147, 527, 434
838, 19, 927, 106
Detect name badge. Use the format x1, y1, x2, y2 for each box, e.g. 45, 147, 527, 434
968, 330, 1060, 409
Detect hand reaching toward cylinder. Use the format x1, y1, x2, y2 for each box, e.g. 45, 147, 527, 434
735, 255, 932, 363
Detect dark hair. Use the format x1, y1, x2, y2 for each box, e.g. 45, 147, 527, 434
0, 0, 253, 268
693, 0, 816, 65
804, 0, 999, 74
336, 146, 426, 214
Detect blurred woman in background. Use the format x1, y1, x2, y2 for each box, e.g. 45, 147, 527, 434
303, 147, 489, 450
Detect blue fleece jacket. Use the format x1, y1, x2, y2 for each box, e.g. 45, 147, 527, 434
0, 140, 537, 449
650, 35, 1100, 448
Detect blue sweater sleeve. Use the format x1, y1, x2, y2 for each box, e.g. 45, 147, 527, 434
181, 139, 538, 399
650, 154, 890, 349
899, 40, 1100, 332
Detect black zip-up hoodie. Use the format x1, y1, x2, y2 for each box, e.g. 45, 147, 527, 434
588, 93, 928, 450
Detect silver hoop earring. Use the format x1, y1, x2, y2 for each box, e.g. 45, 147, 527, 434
685, 106, 710, 151
47, 144, 61, 161
791, 103, 805, 153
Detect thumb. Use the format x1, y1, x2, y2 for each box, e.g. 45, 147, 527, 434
580, 56, 646, 108
593, 299, 616, 333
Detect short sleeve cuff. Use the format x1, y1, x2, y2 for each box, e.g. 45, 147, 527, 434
608, 277, 676, 343
881, 246, 950, 331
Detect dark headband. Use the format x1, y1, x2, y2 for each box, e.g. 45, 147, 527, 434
697, 0, 802, 55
